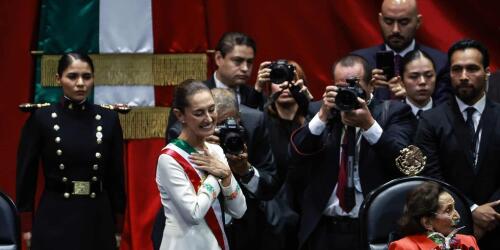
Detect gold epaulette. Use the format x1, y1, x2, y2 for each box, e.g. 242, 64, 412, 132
100, 104, 131, 114
19, 103, 51, 112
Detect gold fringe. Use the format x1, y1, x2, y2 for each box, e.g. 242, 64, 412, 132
41, 54, 207, 87
92, 54, 153, 85
41, 55, 59, 87
153, 54, 207, 86
118, 107, 170, 139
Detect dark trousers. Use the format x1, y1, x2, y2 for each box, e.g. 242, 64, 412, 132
305, 216, 361, 250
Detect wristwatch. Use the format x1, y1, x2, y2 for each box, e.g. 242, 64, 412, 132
239, 166, 255, 184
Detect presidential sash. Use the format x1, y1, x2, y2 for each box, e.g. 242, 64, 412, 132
160, 139, 226, 250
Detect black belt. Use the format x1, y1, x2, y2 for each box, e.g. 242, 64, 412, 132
45, 178, 103, 198
321, 216, 360, 233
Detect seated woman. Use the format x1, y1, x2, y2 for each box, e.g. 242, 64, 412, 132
389, 181, 479, 250
156, 79, 246, 250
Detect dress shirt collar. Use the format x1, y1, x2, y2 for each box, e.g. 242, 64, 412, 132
406, 97, 433, 116
385, 39, 416, 57
455, 94, 486, 116
214, 72, 241, 103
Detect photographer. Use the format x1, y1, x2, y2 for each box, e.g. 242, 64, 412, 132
152, 88, 279, 250
289, 55, 416, 250
255, 60, 316, 250
253, 60, 313, 111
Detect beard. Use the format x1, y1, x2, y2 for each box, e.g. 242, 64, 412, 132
453, 84, 482, 104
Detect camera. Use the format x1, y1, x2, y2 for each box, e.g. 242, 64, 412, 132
268, 59, 295, 84
216, 117, 246, 155
335, 77, 366, 111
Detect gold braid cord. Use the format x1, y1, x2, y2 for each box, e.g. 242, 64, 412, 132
41, 54, 207, 87
118, 107, 170, 140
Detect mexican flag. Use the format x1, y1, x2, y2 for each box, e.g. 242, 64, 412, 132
33, 0, 208, 249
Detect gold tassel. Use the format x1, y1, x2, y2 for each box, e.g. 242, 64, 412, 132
41, 55, 60, 87
153, 54, 207, 86
41, 54, 207, 87
118, 107, 170, 139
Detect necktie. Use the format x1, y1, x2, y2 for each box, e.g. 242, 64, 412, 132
416, 109, 423, 120
394, 54, 402, 76
465, 107, 476, 139
336, 126, 356, 213
465, 107, 477, 166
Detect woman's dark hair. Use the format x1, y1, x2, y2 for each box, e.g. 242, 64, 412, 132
57, 52, 95, 76
400, 49, 436, 80
398, 181, 444, 236
172, 79, 211, 113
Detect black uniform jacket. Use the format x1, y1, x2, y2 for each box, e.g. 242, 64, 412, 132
16, 99, 125, 250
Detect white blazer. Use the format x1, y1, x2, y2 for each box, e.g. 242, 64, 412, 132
156, 142, 246, 250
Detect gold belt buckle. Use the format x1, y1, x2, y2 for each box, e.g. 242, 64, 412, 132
72, 181, 90, 195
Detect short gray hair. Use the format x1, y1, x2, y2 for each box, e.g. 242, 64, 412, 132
211, 88, 239, 117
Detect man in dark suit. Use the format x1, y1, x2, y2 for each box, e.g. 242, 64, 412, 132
415, 39, 500, 249
166, 32, 264, 142
351, 0, 450, 104
154, 88, 279, 250
289, 55, 415, 250
205, 31, 264, 109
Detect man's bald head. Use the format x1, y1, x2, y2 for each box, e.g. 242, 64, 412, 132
379, 0, 421, 52
381, 0, 418, 15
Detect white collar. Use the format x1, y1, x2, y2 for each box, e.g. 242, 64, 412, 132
213, 72, 240, 92
385, 39, 416, 57
455, 94, 486, 115
406, 97, 433, 115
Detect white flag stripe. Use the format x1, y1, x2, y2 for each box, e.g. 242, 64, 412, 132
93, 86, 155, 106
96, 0, 155, 106
99, 0, 154, 53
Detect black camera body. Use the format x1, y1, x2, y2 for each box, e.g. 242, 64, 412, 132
216, 117, 246, 155
335, 77, 366, 111
268, 59, 295, 84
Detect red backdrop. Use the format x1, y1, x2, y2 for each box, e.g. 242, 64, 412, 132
1, 1, 499, 249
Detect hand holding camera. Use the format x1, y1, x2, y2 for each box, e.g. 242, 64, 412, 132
225, 145, 252, 176
255, 61, 272, 92
319, 78, 374, 129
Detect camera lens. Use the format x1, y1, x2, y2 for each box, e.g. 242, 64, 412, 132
222, 132, 245, 155
335, 89, 359, 111
269, 60, 295, 84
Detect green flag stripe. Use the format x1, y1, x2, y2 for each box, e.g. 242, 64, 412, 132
34, 0, 99, 103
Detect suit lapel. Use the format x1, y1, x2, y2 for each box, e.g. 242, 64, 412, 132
239, 84, 249, 105
445, 99, 474, 167
476, 99, 496, 170
204, 76, 216, 89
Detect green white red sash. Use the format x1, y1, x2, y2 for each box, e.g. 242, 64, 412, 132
160, 139, 225, 250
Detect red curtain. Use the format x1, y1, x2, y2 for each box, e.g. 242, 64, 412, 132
1, 1, 499, 249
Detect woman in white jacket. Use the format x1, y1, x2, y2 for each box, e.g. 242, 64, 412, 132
156, 79, 246, 250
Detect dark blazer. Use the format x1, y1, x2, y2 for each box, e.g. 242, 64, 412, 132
154, 104, 279, 250
414, 98, 500, 249
17, 100, 125, 250
487, 70, 500, 103
415, 98, 500, 205
289, 99, 416, 248
204, 75, 267, 110
351, 43, 451, 105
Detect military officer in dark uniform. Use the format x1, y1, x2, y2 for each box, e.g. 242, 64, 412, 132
16, 53, 125, 249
